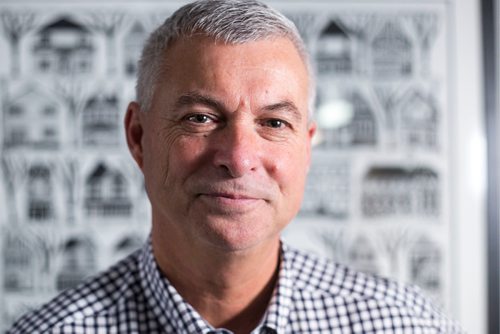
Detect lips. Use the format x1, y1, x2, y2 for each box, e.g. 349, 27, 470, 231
202, 192, 258, 200
197, 191, 264, 212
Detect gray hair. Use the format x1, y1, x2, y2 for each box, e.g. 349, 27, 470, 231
136, 0, 315, 117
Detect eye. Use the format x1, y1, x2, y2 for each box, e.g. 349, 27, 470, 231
263, 119, 288, 129
186, 114, 213, 123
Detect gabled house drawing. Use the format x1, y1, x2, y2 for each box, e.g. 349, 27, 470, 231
371, 20, 413, 78
3, 87, 64, 149
56, 237, 96, 291
84, 163, 132, 217
82, 93, 121, 147
33, 17, 94, 75
397, 90, 438, 148
316, 20, 353, 75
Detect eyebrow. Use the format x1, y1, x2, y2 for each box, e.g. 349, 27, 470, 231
173, 91, 303, 122
260, 100, 303, 122
174, 91, 226, 112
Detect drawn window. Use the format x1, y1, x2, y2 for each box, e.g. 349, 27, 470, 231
8, 105, 23, 117
43, 127, 57, 138
28, 166, 52, 221
43, 106, 57, 116
9, 128, 26, 145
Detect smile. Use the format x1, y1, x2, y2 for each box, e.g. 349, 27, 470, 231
198, 193, 263, 211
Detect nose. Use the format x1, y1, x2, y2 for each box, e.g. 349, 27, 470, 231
213, 121, 259, 178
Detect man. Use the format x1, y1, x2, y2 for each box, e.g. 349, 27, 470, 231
9, 1, 461, 333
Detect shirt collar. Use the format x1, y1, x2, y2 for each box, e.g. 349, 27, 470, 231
138, 237, 295, 334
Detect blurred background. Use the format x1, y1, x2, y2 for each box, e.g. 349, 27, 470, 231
0, 0, 490, 332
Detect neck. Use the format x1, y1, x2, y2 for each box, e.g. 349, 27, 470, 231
151, 222, 281, 334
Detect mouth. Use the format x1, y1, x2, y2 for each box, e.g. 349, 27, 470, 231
197, 192, 263, 211
202, 193, 258, 200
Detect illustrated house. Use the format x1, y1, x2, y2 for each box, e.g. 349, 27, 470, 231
412, 168, 439, 216
3, 233, 39, 292
398, 90, 438, 148
321, 91, 377, 148
124, 22, 147, 76
85, 163, 132, 217
301, 158, 349, 218
82, 94, 120, 146
362, 167, 413, 217
347, 235, 379, 275
27, 165, 53, 221
316, 20, 352, 75
3, 88, 63, 149
362, 167, 439, 217
33, 17, 94, 75
409, 237, 441, 293
371, 21, 413, 78
56, 237, 96, 291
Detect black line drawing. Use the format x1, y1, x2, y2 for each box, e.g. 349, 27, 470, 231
82, 93, 121, 147
411, 13, 439, 77
301, 159, 349, 218
0, 3, 450, 330
3, 86, 63, 149
124, 21, 148, 77
371, 19, 414, 79
316, 19, 353, 75
33, 16, 94, 75
409, 235, 442, 298
53, 77, 88, 147
85, 12, 125, 75
84, 162, 132, 217
336, 14, 379, 75
0, 10, 37, 77
56, 236, 96, 291
362, 166, 440, 218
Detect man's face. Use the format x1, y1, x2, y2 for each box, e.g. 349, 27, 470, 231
130, 36, 315, 252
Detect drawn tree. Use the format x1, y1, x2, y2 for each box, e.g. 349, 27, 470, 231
411, 12, 439, 77
316, 228, 346, 263
374, 85, 403, 133
54, 77, 88, 147
337, 14, 379, 75
1, 155, 28, 226
375, 226, 414, 278
60, 157, 78, 225
0, 10, 37, 77
86, 12, 125, 75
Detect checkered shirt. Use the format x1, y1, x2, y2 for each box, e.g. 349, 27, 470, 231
8, 238, 463, 333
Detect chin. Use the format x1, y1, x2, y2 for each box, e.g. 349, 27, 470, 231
196, 218, 279, 253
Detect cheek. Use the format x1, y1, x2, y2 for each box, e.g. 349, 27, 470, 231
163, 136, 209, 182
272, 144, 309, 198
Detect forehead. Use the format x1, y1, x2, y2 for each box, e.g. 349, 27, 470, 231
155, 36, 310, 111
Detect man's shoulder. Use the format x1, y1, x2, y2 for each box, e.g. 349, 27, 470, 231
283, 244, 463, 332
7, 249, 142, 334
286, 245, 418, 303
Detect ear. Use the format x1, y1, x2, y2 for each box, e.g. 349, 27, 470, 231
306, 121, 317, 171
124, 102, 144, 170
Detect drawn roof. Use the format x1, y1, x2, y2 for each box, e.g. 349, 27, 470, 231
40, 17, 88, 33
321, 20, 348, 37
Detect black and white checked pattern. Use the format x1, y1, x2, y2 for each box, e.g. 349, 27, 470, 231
8, 238, 463, 333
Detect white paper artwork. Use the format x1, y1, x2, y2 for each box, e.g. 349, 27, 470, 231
0, 1, 452, 331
